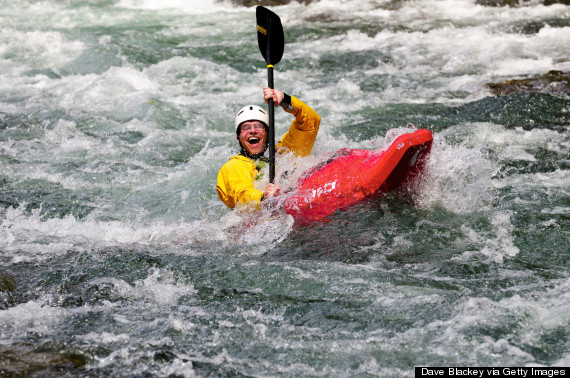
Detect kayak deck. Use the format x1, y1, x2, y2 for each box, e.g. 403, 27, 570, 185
283, 129, 433, 222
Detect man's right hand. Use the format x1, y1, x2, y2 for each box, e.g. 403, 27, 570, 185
263, 87, 284, 107
263, 183, 281, 199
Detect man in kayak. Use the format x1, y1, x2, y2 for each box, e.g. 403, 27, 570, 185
216, 87, 321, 209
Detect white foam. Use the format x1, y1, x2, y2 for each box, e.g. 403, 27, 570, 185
0, 183, 294, 261
0, 300, 70, 340
77, 332, 131, 344
134, 268, 197, 305
143, 55, 250, 113
0, 28, 84, 73
454, 211, 520, 263
279, 0, 570, 105
393, 278, 570, 365
470, 124, 566, 161
116, 0, 226, 14
498, 168, 570, 194
213, 209, 295, 255
541, 206, 570, 215
54, 67, 158, 117
0, 205, 207, 262
416, 128, 498, 214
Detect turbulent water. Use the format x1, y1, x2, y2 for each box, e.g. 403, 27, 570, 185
1, 0, 569, 376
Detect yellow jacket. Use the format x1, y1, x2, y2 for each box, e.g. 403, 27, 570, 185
216, 96, 320, 209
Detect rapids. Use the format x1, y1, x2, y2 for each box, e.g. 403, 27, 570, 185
0, 0, 568, 376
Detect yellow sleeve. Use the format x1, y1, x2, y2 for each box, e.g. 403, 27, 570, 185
276, 96, 321, 157
216, 156, 264, 209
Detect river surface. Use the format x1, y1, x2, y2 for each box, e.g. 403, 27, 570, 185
0, 0, 569, 376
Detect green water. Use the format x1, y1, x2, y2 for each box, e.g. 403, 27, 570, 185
0, 0, 569, 376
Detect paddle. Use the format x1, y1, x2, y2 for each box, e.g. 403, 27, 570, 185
256, 6, 284, 184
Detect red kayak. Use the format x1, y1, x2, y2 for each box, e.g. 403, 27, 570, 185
283, 129, 433, 223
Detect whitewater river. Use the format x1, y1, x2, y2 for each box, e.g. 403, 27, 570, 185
1, 0, 569, 376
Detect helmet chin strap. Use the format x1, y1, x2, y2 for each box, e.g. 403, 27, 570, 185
239, 141, 270, 161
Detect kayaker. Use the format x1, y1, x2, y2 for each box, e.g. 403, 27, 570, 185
216, 87, 321, 209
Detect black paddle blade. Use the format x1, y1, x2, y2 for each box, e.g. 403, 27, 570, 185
256, 6, 284, 66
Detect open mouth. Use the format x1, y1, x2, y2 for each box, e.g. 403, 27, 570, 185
248, 137, 261, 145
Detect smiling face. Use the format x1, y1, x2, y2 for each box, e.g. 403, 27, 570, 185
237, 121, 268, 156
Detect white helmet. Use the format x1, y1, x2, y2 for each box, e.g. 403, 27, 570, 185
234, 105, 269, 133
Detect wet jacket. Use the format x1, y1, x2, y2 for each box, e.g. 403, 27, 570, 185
216, 95, 320, 209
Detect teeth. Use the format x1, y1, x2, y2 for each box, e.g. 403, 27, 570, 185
248, 137, 260, 143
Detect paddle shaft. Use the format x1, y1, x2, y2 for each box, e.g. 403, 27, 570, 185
256, 6, 283, 184
267, 65, 275, 183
